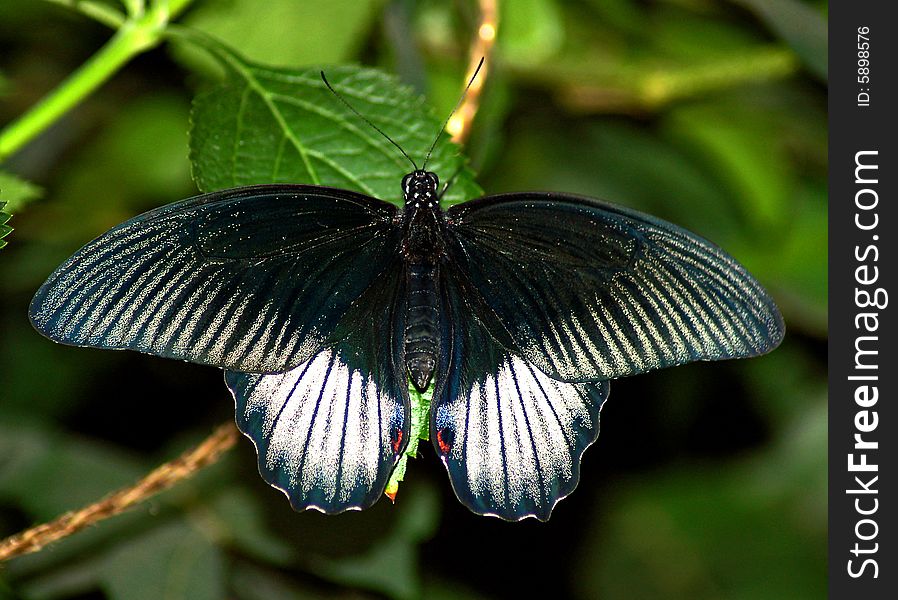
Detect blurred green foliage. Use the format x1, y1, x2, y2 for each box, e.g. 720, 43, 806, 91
0, 0, 826, 599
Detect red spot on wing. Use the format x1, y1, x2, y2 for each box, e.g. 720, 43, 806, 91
385, 489, 397, 503
392, 429, 404, 454
437, 428, 452, 454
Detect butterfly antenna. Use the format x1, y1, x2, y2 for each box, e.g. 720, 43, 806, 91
321, 71, 418, 171
422, 56, 486, 171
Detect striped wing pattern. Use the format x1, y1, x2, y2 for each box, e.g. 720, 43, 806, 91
433, 271, 610, 521
30, 184, 785, 521
29, 185, 400, 374
226, 263, 409, 513
227, 346, 407, 513
447, 193, 785, 382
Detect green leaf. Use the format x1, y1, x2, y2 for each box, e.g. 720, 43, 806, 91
174, 0, 386, 76
0, 201, 10, 250
186, 37, 481, 206
0, 170, 42, 213
0, 171, 41, 250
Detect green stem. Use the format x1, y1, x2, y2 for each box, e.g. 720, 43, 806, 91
0, 0, 195, 162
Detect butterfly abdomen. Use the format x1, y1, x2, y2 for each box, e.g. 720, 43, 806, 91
405, 262, 440, 393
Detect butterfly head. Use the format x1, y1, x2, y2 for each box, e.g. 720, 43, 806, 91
402, 170, 440, 211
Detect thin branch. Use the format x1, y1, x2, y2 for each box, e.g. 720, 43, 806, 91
0, 0, 196, 162
0, 422, 239, 563
448, 0, 498, 144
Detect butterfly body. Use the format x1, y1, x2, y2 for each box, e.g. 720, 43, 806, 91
404, 261, 441, 393
399, 170, 445, 393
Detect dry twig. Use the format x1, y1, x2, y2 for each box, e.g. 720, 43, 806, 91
449, 0, 498, 144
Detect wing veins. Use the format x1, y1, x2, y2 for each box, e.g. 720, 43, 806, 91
507, 359, 547, 507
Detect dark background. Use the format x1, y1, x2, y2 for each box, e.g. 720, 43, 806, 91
0, 1, 827, 598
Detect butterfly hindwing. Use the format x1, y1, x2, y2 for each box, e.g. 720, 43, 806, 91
446, 193, 785, 382
432, 269, 610, 521
30, 185, 400, 373
227, 260, 409, 513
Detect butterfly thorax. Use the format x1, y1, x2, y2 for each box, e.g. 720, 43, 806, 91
400, 170, 443, 261
399, 170, 443, 393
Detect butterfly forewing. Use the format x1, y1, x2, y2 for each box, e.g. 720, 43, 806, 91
226, 260, 410, 513
432, 269, 610, 521
29, 185, 400, 373
446, 193, 785, 382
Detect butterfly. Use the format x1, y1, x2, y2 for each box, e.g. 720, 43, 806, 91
29, 72, 784, 522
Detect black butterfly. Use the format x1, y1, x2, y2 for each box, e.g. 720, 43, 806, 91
29, 75, 784, 522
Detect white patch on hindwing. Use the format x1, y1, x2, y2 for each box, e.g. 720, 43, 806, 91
441, 354, 594, 510
241, 347, 393, 507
